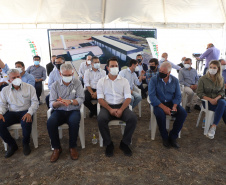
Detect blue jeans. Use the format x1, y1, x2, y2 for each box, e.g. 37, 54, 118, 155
0, 111, 32, 146
153, 103, 187, 140
130, 91, 142, 109
47, 110, 81, 149
203, 99, 226, 125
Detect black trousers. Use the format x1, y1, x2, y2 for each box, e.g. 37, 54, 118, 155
138, 80, 148, 95
97, 104, 137, 146
35, 81, 42, 101
46, 94, 50, 108
84, 89, 97, 115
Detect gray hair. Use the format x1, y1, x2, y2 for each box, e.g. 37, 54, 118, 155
160, 62, 172, 72
60, 63, 74, 73
86, 55, 92, 60
7, 69, 20, 76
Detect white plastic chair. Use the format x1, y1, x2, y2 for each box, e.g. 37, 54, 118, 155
40, 81, 46, 104
133, 85, 142, 117
47, 104, 85, 149
3, 113, 38, 151
98, 103, 132, 147
196, 99, 214, 135
84, 100, 98, 118
147, 96, 181, 140
180, 85, 187, 109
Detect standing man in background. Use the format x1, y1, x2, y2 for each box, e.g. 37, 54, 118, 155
27, 55, 46, 102
196, 43, 220, 75
46, 55, 56, 76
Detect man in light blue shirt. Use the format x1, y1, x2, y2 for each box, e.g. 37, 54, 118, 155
27, 55, 46, 101
197, 43, 220, 75
219, 59, 226, 94
179, 58, 201, 113
46, 56, 65, 108
149, 62, 187, 148
159, 53, 181, 71
119, 59, 145, 108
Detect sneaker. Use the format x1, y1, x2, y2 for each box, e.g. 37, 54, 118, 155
207, 126, 216, 139
119, 140, 132, 156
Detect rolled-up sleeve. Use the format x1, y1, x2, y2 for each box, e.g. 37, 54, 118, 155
123, 80, 132, 99
75, 82, 85, 106
0, 89, 8, 115
27, 86, 39, 115
83, 70, 90, 87
148, 78, 161, 107
97, 78, 104, 99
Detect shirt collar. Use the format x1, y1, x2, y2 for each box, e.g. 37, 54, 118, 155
11, 82, 23, 90
161, 75, 172, 84
106, 75, 121, 80
91, 68, 100, 72
60, 79, 74, 86
127, 67, 134, 73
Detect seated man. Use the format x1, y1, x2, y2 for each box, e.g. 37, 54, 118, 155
78, 55, 92, 87
0, 69, 39, 158
0, 59, 35, 87
219, 59, 226, 94
27, 55, 46, 101
47, 63, 84, 162
119, 59, 144, 109
0, 67, 8, 91
159, 52, 181, 71
179, 58, 201, 113
46, 55, 56, 76
46, 56, 65, 108
149, 62, 187, 148
135, 54, 148, 99
84, 56, 106, 118
146, 58, 159, 85
97, 58, 137, 157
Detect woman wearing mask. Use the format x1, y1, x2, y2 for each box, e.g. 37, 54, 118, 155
197, 60, 226, 139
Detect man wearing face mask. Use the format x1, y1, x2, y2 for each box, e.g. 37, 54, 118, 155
119, 59, 145, 109
97, 58, 137, 157
27, 55, 47, 102
196, 43, 220, 75
47, 63, 84, 162
149, 62, 187, 148
83, 56, 106, 118
0, 69, 39, 158
0, 59, 35, 87
46, 56, 65, 108
179, 58, 201, 113
159, 53, 181, 71
135, 54, 148, 99
78, 55, 92, 87
146, 58, 159, 85
219, 59, 226, 94
46, 55, 57, 76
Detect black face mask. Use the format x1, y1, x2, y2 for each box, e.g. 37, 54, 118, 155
55, 64, 62, 70
150, 66, 156, 71
159, 72, 168, 79
137, 59, 142, 63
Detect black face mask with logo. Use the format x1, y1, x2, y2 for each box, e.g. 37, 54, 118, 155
159, 72, 168, 79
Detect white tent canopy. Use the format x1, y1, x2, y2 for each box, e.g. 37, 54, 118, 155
0, 0, 226, 29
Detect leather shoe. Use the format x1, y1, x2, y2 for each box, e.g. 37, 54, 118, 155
119, 140, 132, 156
185, 106, 191, 113
50, 148, 62, 162
169, 139, 180, 148
5, 144, 18, 158
162, 139, 170, 148
105, 141, 114, 157
69, 148, 79, 160
23, 144, 31, 156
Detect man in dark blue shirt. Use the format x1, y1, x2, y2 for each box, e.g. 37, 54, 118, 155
149, 62, 187, 148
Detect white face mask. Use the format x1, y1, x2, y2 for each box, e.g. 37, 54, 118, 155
208, 68, 218, 75
135, 66, 139, 72
87, 60, 91, 65
93, 63, 100, 69
222, 65, 226, 70
12, 78, 22, 86
184, 64, 191, 69
161, 57, 165, 62
15, 67, 23, 73
62, 76, 73, 83
109, 67, 119, 76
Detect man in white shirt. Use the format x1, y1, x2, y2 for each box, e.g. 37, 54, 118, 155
0, 69, 39, 158
97, 58, 137, 157
119, 59, 145, 108
84, 56, 106, 118
78, 55, 92, 86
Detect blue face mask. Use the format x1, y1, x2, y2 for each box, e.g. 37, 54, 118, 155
34, 61, 40, 65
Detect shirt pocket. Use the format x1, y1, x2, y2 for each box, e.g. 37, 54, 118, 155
69, 89, 77, 99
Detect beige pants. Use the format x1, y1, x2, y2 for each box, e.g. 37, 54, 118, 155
184, 86, 201, 107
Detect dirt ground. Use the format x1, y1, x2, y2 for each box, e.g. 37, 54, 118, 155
0, 99, 226, 185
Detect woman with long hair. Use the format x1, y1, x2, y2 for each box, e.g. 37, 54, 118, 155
197, 60, 226, 139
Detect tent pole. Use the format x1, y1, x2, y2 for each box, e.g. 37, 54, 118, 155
101, 0, 106, 28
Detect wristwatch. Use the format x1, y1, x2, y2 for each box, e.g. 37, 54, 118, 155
70, 100, 73, 105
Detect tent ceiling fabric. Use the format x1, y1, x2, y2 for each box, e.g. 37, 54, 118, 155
0, 0, 226, 27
